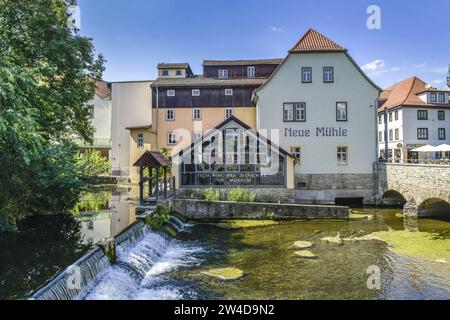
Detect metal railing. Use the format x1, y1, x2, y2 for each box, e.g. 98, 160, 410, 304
379, 158, 450, 165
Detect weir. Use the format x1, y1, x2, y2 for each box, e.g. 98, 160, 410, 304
30, 216, 193, 300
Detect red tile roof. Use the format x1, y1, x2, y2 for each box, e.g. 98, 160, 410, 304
378, 76, 450, 111
289, 28, 347, 53
95, 80, 111, 99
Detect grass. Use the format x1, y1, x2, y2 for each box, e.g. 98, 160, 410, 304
212, 220, 278, 230
364, 230, 450, 262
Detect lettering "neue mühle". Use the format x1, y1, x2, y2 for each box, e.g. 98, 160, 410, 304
285, 127, 348, 138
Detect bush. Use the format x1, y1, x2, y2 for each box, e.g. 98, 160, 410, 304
145, 206, 170, 230
202, 188, 221, 202
227, 188, 256, 203
76, 150, 111, 177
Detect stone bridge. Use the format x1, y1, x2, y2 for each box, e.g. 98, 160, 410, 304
376, 163, 450, 217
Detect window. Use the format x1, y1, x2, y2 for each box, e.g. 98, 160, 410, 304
167, 132, 178, 145
378, 131, 383, 143
438, 128, 446, 140
430, 93, 437, 103
337, 146, 348, 165
165, 109, 175, 121
417, 110, 428, 120
290, 147, 301, 164
193, 108, 201, 120
336, 102, 347, 121
389, 130, 393, 141
388, 112, 392, 122
417, 128, 428, 140
438, 93, 446, 103
176, 70, 182, 76
378, 115, 383, 124
218, 69, 228, 78
394, 110, 399, 121
162, 70, 169, 77
247, 66, 256, 78
137, 133, 144, 149
192, 89, 200, 96
323, 67, 334, 83
438, 110, 445, 120
283, 103, 306, 122
225, 108, 234, 119
167, 90, 175, 97
193, 132, 202, 142
225, 89, 233, 96
301, 67, 312, 83
395, 128, 399, 141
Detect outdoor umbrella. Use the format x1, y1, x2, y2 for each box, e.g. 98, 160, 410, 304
411, 145, 437, 152
434, 144, 450, 152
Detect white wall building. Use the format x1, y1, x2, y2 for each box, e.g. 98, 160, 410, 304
378, 77, 450, 162
111, 81, 153, 178
254, 29, 380, 204
79, 81, 112, 157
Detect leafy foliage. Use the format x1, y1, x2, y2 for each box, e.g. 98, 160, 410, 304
227, 188, 256, 203
202, 188, 221, 202
145, 207, 170, 230
75, 150, 111, 177
0, 0, 105, 231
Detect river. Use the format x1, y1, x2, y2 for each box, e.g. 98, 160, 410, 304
0, 188, 449, 300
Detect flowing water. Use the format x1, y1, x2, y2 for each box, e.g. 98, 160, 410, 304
1, 188, 450, 300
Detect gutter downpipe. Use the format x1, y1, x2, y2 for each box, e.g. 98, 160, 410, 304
384, 108, 389, 162
156, 85, 159, 150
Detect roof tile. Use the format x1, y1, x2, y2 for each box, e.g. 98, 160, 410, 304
289, 28, 347, 53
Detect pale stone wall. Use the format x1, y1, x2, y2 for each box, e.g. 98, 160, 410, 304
376, 163, 450, 216
173, 199, 349, 220
295, 173, 376, 204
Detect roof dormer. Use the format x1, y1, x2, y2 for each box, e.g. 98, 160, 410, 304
157, 63, 193, 79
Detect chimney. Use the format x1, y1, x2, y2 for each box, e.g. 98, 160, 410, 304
447, 64, 450, 87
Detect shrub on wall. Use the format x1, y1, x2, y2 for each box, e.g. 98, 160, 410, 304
202, 188, 221, 202
227, 188, 256, 203
145, 206, 170, 230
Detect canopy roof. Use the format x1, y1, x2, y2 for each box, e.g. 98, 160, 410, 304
411, 145, 438, 152
435, 144, 450, 152
133, 151, 171, 168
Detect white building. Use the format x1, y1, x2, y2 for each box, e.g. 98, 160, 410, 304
110, 81, 153, 179
253, 29, 381, 204
79, 80, 112, 157
378, 76, 450, 162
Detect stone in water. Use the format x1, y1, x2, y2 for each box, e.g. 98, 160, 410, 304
294, 250, 317, 258
202, 267, 244, 280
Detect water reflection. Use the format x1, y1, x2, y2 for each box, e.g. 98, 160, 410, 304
76, 188, 140, 245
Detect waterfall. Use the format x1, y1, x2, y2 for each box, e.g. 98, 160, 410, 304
169, 215, 192, 233
31, 247, 110, 300
80, 220, 201, 300
30, 214, 200, 300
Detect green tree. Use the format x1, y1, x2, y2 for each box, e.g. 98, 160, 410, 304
0, 0, 105, 231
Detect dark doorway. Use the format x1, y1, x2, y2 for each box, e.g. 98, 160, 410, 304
335, 197, 364, 207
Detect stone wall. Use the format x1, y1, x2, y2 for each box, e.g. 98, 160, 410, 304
295, 173, 376, 204
376, 163, 450, 216
178, 187, 296, 204
172, 199, 349, 220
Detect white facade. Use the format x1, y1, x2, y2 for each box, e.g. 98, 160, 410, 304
89, 94, 112, 149
111, 81, 152, 177
378, 107, 450, 161
255, 52, 380, 203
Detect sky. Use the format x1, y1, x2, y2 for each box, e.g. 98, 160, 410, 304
77, 0, 450, 89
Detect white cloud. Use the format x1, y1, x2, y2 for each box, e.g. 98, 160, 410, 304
361, 59, 386, 72
413, 63, 426, 69
432, 79, 444, 84
270, 26, 282, 32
